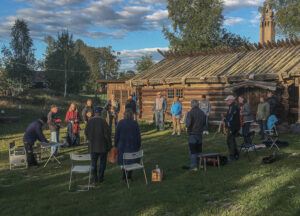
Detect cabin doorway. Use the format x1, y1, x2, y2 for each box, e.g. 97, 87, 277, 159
235, 87, 269, 115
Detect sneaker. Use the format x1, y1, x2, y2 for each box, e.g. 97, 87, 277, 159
189, 168, 198, 172
172, 132, 176, 135
177, 132, 181, 136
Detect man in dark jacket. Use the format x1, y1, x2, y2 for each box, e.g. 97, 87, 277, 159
224, 95, 240, 162
185, 99, 206, 171
86, 107, 112, 184
23, 116, 48, 167
125, 94, 137, 116
267, 91, 277, 116
82, 99, 94, 124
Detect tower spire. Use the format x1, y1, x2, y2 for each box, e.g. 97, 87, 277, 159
259, 4, 275, 44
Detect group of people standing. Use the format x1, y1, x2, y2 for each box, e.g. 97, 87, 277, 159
224, 91, 277, 162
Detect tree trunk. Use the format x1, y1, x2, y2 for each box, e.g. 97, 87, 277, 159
64, 56, 67, 97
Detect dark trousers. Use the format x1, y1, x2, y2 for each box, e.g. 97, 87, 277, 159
242, 122, 252, 144
122, 169, 132, 180
24, 142, 38, 166
188, 134, 203, 169
258, 120, 267, 139
226, 129, 239, 159
66, 123, 80, 147
109, 113, 118, 131
91, 152, 107, 182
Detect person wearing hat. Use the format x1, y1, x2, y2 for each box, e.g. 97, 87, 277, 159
23, 117, 49, 167
224, 95, 240, 162
199, 94, 211, 135
47, 105, 61, 154
85, 107, 112, 184
153, 92, 167, 131
125, 94, 137, 120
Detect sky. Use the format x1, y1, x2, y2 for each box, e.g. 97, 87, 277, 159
0, 0, 265, 71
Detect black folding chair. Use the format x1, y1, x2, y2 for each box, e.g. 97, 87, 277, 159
238, 131, 257, 161
264, 124, 279, 151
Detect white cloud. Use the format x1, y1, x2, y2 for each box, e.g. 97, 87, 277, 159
250, 11, 261, 26
119, 47, 168, 71
224, 16, 244, 26
223, 0, 264, 12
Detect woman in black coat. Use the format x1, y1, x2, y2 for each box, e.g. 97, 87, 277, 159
114, 108, 141, 182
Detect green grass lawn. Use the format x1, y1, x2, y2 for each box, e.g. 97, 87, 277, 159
1, 91, 300, 216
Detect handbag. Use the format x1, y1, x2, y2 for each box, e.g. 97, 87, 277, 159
108, 147, 118, 163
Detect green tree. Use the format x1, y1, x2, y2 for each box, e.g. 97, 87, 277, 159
260, 0, 300, 38
75, 40, 121, 94
163, 0, 248, 52
134, 55, 155, 73
44, 31, 89, 96
118, 70, 136, 79
1, 19, 35, 92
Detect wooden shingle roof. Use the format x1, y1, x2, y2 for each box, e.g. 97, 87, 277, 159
130, 39, 300, 86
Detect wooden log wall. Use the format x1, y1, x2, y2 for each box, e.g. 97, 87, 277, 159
140, 84, 230, 122
106, 83, 140, 121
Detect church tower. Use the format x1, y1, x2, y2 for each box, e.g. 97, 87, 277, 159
259, 4, 275, 44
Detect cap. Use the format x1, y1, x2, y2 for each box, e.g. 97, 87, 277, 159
224, 95, 235, 101
95, 107, 103, 113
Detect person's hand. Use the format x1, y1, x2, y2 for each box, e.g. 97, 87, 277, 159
84, 121, 87, 124
71, 120, 74, 124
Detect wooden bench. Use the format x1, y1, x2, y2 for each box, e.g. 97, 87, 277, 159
198, 153, 221, 172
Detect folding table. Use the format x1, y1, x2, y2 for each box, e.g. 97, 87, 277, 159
38, 142, 64, 167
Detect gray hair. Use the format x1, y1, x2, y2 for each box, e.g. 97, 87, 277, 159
124, 108, 134, 120
191, 99, 199, 108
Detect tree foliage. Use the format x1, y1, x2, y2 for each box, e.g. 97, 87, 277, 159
163, 0, 248, 52
118, 70, 136, 79
1, 19, 35, 90
134, 55, 155, 73
260, 0, 300, 38
75, 40, 121, 93
44, 31, 89, 95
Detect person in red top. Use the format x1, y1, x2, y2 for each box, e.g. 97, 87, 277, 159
65, 103, 81, 147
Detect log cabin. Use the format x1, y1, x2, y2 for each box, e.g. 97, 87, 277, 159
100, 6, 300, 124
101, 39, 300, 124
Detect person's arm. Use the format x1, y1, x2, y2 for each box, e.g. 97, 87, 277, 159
153, 100, 156, 111
163, 98, 167, 112
65, 112, 70, 122
117, 100, 120, 113
104, 121, 112, 150
114, 122, 120, 147
136, 123, 141, 149
186, 111, 192, 132
207, 101, 211, 116
241, 103, 251, 116
82, 107, 87, 122
265, 103, 270, 119
36, 124, 48, 143
104, 101, 110, 111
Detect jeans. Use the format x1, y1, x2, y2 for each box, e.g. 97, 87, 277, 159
109, 113, 118, 131
155, 110, 164, 131
242, 122, 251, 144
91, 152, 108, 182
50, 130, 59, 154
258, 120, 267, 139
188, 134, 203, 169
226, 129, 239, 159
204, 116, 209, 131
172, 116, 181, 133
24, 142, 38, 166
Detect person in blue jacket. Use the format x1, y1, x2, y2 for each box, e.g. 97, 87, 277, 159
115, 108, 141, 183
171, 97, 182, 135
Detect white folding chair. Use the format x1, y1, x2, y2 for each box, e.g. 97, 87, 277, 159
9, 141, 28, 170
121, 150, 148, 189
68, 154, 91, 191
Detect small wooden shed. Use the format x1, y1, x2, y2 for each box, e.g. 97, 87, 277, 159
103, 39, 300, 124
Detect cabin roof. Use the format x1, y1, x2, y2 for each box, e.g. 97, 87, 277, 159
130, 39, 300, 86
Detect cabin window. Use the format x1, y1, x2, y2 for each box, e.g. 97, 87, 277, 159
168, 89, 174, 98
176, 89, 183, 98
